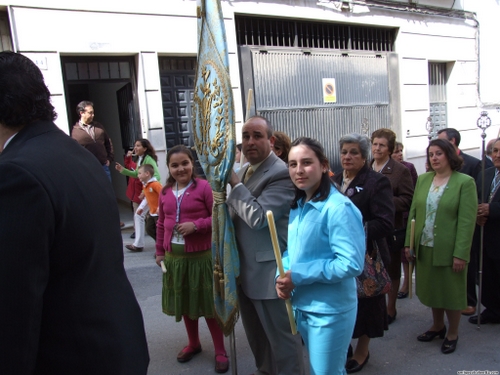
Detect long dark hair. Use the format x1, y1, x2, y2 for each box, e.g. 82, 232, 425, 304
427, 138, 463, 172
136, 138, 158, 164
290, 137, 335, 209
163, 145, 198, 192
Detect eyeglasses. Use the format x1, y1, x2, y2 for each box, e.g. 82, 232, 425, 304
84, 111, 95, 115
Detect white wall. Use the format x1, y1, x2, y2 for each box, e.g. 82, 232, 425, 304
466, 0, 500, 106
8, 0, 500, 175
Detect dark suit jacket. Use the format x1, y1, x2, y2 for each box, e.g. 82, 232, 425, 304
474, 167, 500, 259
333, 164, 394, 265
0, 121, 149, 375
372, 158, 414, 229
226, 152, 294, 300
459, 150, 481, 180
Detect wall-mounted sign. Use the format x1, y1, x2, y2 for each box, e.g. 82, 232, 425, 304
322, 78, 336, 103
33, 56, 48, 70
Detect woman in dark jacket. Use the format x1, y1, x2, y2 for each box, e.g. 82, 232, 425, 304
370, 129, 414, 323
333, 133, 394, 374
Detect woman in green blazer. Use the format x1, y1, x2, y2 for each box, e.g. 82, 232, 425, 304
404, 139, 477, 355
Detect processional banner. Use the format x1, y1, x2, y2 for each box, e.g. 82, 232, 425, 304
193, 0, 239, 336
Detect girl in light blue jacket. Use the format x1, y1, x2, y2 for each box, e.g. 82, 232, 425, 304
276, 137, 365, 375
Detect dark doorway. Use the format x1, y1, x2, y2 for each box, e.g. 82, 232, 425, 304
158, 56, 204, 176
61, 56, 140, 203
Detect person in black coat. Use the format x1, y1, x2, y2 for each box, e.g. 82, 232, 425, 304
0, 52, 149, 375
469, 138, 500, 325
333, 133, 395, 374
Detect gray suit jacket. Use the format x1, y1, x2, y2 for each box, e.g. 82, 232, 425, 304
227, 152, 294, 300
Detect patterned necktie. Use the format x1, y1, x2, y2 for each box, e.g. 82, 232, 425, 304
244, 166, 254, 184
489, 172, 500, 203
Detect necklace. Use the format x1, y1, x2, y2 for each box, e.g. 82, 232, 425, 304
174, 180, 193, 241
432, 174, 450, 192
433, 175, 450, 187
372, 158, 390, 173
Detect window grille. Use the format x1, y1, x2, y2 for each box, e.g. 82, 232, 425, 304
428, 62, 448, 130
235, 15, 395, 52
159, 57, 196, 73
64, 60, 131, 81
428, 62, 447, 102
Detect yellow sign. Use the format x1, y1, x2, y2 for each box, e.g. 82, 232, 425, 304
323, 78, 337, 103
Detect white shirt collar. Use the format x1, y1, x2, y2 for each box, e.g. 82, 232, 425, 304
2, 132, 18, 151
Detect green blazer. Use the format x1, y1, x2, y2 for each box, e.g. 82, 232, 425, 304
120, 154, 161, 181
404, 171, 477, 266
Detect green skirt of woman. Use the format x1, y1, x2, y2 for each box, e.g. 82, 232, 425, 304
416, 245, 468, 310
162, 243, 215, 321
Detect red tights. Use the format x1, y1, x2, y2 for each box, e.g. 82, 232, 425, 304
183, 316, 227, 359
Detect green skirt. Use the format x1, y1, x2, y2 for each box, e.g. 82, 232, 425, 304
162, 243, 215, 321
416, 245, 467, 310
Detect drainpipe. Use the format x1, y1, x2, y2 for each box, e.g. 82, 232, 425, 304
7, 6, 18, 52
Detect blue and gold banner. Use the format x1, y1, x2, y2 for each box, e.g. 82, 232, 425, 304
193, 0, 239, 336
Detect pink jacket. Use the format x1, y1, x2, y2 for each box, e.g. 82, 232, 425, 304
156, 178, 213, 255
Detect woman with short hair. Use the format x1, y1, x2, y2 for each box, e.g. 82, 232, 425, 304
370, 129, 414, 323
332, 133, 395, 373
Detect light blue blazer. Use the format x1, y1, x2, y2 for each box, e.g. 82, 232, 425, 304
281, 187, 365, 314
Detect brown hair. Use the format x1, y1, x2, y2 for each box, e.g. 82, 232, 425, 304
135, 138, 158, 164
371, 128, 397, 155
290, 137, 333, 208
426, 139, 463, 172
138, 163, 154, 177
163, 145, 198, 191
273, 131, 291, 163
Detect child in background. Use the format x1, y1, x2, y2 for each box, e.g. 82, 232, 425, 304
137, 164, 162, 242
124, 149, 143, 239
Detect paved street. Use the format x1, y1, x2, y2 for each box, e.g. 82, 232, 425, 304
120, 209, 500, 375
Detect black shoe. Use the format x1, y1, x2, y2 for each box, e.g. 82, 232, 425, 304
417, 326, 446, 342
397, 291, 408, 299
388, 311, 397, 325
347, 344, 353, 359
130, 232, 136, 239
441, 337, 458, 354
469, 314, 500, 325
346, 352, 369, 374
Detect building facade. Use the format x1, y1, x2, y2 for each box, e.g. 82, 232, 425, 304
1, 0, 499, 200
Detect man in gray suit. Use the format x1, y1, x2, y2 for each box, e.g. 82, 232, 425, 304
227, 116, 305, 375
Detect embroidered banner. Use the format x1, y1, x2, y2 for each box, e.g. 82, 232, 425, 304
193, 0, 239, 336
